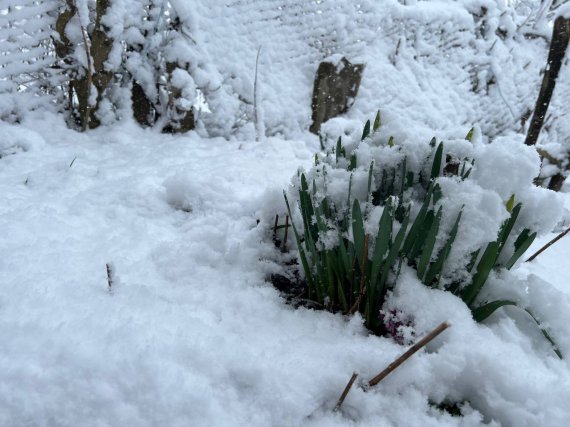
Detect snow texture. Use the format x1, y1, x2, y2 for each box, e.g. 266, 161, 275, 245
1, 1, 570, 426
1, 110, 570, 427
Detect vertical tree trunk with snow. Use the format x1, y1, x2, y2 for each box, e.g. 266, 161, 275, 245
131, 82, 154, 127
54, 0, 113, 130
525, 17, 569, 147
89, 0, 113, 128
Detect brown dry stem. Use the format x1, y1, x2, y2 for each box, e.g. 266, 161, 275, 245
367, 321, 450, 388
526, 226, 570, 263
333, 372, 359, 412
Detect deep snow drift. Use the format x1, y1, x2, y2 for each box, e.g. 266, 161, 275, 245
1, 114, 570, 427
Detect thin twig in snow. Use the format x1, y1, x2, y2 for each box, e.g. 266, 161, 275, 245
282, 215, 289, 249
254, 45, 263, 142
367, 321, 451, 388
526, 226, 570, 263
333, 372, 358, 412
106, 263, 113, 292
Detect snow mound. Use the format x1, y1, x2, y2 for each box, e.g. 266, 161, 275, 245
0, 122, 45, 158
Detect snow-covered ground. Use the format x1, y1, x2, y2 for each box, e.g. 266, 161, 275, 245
1, 114, 570, 426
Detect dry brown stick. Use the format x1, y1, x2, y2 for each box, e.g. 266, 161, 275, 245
283, 215, 289, 248
273, 214, 279, 245
367, 321, 450, 388
333, 372, 359, 412
348, 235, 369, 315
106, 263, 113, 292
526, 226, 570, 263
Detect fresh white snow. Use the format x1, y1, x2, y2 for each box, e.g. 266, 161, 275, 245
1, 113, 570, 426
1, 0, 570, 425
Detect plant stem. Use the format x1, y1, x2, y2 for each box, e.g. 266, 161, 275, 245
526, 226, 570, 263
333, 372, 358, 412
367, 321, 450, 388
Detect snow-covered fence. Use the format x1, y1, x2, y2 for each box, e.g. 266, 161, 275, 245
0, 0, 566, 149
0, 0, 61, 121
188, 0, 558, 140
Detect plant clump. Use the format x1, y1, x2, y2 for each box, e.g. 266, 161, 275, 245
275, 112, 561, 358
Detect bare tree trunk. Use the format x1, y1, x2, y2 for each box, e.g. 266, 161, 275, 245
132, 82, 154, 126
54, 0, 114, 130
54, 0, 80, 124
88, 0, 114, 129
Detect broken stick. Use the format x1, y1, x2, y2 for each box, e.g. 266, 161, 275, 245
367, 321, 450, 388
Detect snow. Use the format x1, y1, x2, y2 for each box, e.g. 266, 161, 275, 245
1, 0, 570, 425
556, 3, 570, 19
1, 112, 570, 426
0, 121, 45, 157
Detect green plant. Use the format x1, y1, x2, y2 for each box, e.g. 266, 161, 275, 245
281, 113, 561, 358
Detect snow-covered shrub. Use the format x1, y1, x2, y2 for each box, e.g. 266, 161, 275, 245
280, 114, 562, 357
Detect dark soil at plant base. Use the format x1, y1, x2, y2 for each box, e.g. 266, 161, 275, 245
269, 271, 322, 310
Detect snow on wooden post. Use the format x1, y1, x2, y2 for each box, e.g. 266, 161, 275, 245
309, 57, 364, 134
525, 17, 569, 146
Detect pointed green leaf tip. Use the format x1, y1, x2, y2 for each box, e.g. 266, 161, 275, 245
506, 194, 515, 213
348, 153, 357, 171
466, 127, 475, 142
430, 142, 444, 181
373, 110, 381, 131
336, 137, 342, 163
388, 136, 394, 147
361, 120, 371, 141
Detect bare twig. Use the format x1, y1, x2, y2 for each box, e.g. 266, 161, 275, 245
253, 45, 263, 142
333, 372, 358, 412
283, 215, 289, 249
526, 226, 570, 263
367, 321, 451, 388
106, 263, 113, 292
273, 214, 279, 238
